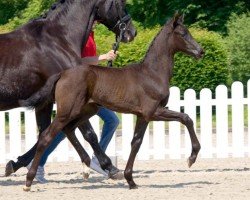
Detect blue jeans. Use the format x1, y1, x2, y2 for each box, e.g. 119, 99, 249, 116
39, 107, 119, 167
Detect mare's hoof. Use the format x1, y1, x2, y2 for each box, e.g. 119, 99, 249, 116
109, 166, 120, 176
187, 157, 195, 168
5, 160, 15, 177
129, 183, 138, 190
109, 171, 124, 180
23, 186, 31, 192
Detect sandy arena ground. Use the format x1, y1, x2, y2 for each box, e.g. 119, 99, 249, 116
0, 158, 250, 200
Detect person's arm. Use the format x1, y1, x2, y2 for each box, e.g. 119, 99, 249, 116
83, 50, 117, 65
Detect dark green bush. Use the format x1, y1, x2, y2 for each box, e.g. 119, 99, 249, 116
95, 22, 160, 66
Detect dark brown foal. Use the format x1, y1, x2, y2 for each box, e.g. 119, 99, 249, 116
21, 13, 204, 190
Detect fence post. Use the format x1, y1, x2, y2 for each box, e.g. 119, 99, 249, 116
216, 85, 229, 158
248, 80, 250, 156
200, 88, 213, 158
153, 121, 165, 159
184, 89, 197, 158
168, 87, 181, 159
122, 114, 134, 160
0, 112, 5, 163
9, 109, 22, 160
138, 126, 150, 160
24, 110, 37, 151
232, 82, 244, 157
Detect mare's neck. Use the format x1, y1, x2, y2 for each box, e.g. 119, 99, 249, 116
142, 25, 175, 81
45, 0, 97, 55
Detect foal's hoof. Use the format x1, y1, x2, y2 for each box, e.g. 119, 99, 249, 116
23, 186, 31, 192
187, 157, 196, 168
129, 183, 138, 190
109, 171, 124, 180
5, 160, 15, 177
83, 172, 90, 180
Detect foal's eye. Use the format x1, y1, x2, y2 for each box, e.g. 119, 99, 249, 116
180, 32, 186, 37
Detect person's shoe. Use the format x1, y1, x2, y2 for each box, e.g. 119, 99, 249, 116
90, 157, 109, 178
35, 166, 48, 184
82, 157, 109, 180
5, 160, 22, 177
26, 162, 48, 184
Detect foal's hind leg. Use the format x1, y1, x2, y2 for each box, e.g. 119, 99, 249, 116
124, 116, 148, 189
151, 107, 201, 167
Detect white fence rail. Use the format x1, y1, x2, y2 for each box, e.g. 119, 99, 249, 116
0, 81, 249, 164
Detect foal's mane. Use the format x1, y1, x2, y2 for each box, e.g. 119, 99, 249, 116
141, 19, 173, 63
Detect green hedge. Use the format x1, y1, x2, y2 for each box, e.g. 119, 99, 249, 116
172, 28, 229, 93
95, 24, 229, 93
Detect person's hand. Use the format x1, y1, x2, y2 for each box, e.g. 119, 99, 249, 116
104, 50, 118, 61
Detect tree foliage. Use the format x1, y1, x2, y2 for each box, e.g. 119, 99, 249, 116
225, 12, 250, 85
0, 0, 55, 30
128, 0, 250, 34
0, 0, 29, 25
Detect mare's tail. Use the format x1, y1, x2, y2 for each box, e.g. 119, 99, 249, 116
19, 73, 61, 110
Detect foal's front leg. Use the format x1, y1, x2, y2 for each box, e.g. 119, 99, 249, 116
151, 107, 201, 167
24, 118, 65, 191
124, 116, 148, 189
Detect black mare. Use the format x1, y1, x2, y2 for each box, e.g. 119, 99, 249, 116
1, 0, 136, 177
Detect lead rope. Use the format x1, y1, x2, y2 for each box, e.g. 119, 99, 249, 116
107, 23, 126, 67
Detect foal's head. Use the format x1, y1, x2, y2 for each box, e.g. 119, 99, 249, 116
96, 0, 137, 42
169, 14, 204, 59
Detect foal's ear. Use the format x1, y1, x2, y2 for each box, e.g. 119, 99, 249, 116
171, 12, 184, 29
172, 12, 181, 29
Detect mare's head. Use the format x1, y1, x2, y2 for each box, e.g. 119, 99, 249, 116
96, 0, 136, 42
168, 13, 204, 59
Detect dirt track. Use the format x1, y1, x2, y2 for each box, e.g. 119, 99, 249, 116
0, 158, 250, 200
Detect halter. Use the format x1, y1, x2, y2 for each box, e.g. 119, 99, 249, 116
110, 0, 131, 32
107, 0, 130, 67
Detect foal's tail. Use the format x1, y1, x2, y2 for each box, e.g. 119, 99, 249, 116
19, 73, 61, 110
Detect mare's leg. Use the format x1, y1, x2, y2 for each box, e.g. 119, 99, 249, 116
78, 120, 119, 177
151, 107, 201, 167
124, 116, 148, 189
73, 103, 119, 177
5, 104, 53, 176
62, 120, 91, 171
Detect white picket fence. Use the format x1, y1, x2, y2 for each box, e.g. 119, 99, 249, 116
0, 81, 249, 164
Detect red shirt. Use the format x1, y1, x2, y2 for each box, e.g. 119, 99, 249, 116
81, 31, 97, 58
